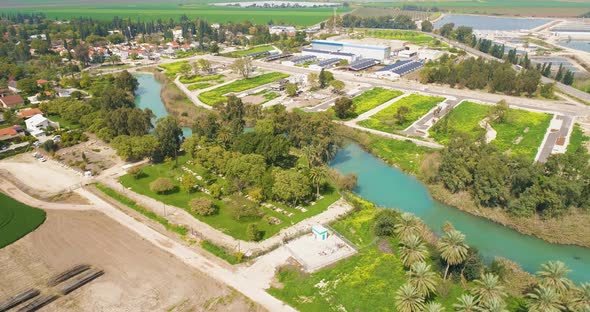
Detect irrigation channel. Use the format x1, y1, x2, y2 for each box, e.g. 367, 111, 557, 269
133, 73, 193, 138
330, 143, 590, 283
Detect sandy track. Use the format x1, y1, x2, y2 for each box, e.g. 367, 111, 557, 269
0, 210, 263, 312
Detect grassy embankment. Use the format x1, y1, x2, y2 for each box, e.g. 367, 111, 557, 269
430, 101, 552, 161
0, 2, 350, 26
221, 45, 274, 58
358, 94, 444, 132
0, 193, 46, 248
198, 72, 289, 105
269, 195, 470, 311
119, 155, 339, 241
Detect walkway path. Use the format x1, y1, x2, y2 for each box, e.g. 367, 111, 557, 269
401, 97, 461, 138
536, 114, 575, 162
173, 75, 213, 109
342, 121, 444, 149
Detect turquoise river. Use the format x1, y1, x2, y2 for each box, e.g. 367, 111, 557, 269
330, 143, 589, 283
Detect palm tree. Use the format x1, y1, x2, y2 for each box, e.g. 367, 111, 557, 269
395, 283, 425, 312
301, 145, 321, 168
472, 273, 506, 307
424, 302, 445, 312
537, 261, 573, 294
453, 294, 479, 312
394, 213, 420, 241
438, 228, 469, 279
567, 282, 589, 312
407, 261, 438, 297
527, 285, 564, 312
308, 166, 328, 198
478, 298, 508, 312
400, 234, 429, 268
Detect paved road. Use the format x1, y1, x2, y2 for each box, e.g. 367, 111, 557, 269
536, 115, 574, 162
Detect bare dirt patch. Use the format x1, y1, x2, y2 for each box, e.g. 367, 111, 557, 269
0, 209, 263, 312
54, 135, 118, 175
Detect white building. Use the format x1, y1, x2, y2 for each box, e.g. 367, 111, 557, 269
172, 29, 184, 42
25, 114, 59, 137
269, 25, 296, 36
310, 40, 390, 62
417, 49, 444, 61
302, 48, 356, 63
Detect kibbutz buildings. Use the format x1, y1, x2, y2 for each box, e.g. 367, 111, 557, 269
302, 40, 391, 62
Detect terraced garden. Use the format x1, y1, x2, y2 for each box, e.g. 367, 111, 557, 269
0, 193, 46, 248
358, 94, 444, 133
430, 101, 552, 160
349, 87, 403, 118
198, 72, 289, 105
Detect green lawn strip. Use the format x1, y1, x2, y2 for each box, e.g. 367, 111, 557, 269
119, 156, 338, 241
187, 83, 213, 91
366, 135, 433, 175
269, 198, 464, 311
363, 29, 434, 45
95, 183, 188, 236
429, 101, 491, 145
566, 124, 590, 155
180, 74, 224, 84
222, 45, 273, 58
201, 240, 240, 264
351, 87, 403, 117
358, 94, 444, 133
490, 108, 552, 160
49, 115, 81, 130
0, 193, 46, 248
198, 72, 289, 105
158, 61, 189, 77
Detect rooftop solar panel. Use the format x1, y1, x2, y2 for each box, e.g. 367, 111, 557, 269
289, 55, 317, 64
348, 58, 380, 71
316, 58, 341, 67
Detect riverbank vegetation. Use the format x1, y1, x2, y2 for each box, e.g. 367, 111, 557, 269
0, 193, 46, 249
198, 72, 289, 105
358, 94, 445, 133
269, 194, 589, 311
430, 101, 552, 160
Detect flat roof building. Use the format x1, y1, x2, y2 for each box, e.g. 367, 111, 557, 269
310, 40, 391, 62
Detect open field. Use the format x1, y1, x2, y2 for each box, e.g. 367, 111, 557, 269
350, 87, 403, 117
363, 29, 435, 46
0, 2, 349, 26
222, 46, 274, 58
430, 101, 552, 160
351, 7, 437, 20
269, 197, 465, 311
158, 61, 189, 77
119, 155, 339, 241
180, 74, 225, 85
567, 124, 590, 155
0, 193, 46, 249
360, 0, 590, 17
0, 209, 261, 311
188, 82, 214, 91
358, 94, 444, 133
198, 72, 289, 105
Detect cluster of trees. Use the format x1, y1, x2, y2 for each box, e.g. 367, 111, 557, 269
436, 134, 590, 218
420, 55, 546, 96
372, 208, 589, 312
341, 14, 417, 30
540, 63, 576, 86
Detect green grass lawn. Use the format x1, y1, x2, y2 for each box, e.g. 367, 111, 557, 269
269, 197, 464, 311
198, 72, 289, 105
367, 135, 434, 175
363, 29, 435, 45
350, 87, 403, 118
566, 124, 590, 155
222, 45, 274, 58
180, 74, 224, 84
187, 83, 213, 91
1, 3, 351, 26
358, 94, 444, 133
430, 101, 552, 160
0, 193, 46, 249
119, 155, 339, 241
158, 61, 189, 77
50, 115, 81, 130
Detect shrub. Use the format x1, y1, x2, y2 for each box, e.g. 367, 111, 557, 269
230, 203, 262, 221
246, 224, 262, 241
373, 210, 399, 236
127, 165, 145, 179
149, 177, 175, 194
209, 183, 222, 199
189, 198, 216, 216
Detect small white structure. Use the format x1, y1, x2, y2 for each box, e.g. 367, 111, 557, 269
418, 49, 444, 61
25, 114, 59, 137
269, 25, 296, 36
172, 29, 184, 42
312, 225, 328, 241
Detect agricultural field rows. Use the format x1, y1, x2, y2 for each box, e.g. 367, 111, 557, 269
358, 94, 445, 133
198, 72, 289, 105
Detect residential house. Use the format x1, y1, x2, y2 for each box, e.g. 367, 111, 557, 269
25, 114, 59, 137
7, 79, 20, 93
17, 108, 43, 119
0, 94, 25, 109
0, 125, 25, 142
269, 25, 296, 37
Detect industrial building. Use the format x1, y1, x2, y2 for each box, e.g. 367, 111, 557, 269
347, 58, 381, 71
282, 55, 317, 66
373, 60, 424, 79
310, 40, 391, 62
309, 58, 342, 70
302, 48, 357, 63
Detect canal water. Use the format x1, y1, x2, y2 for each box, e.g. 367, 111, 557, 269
330, 143, 589, 283
434, 14, 552, 31
134, 73, 192, 138
558, 40, 590, 53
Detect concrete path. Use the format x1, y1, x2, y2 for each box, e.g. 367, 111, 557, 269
342, 121, 444, 149
173, 75, 213, 109
535, 115, 575, 162
352, 92, 412, 123
401, 98, 459, 137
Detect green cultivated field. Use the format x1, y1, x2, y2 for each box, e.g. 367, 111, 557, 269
359, 94, 444, 132
0, 193, 46, 248
119, 155, 339, 241
430, 101, 552, 160
350, 87, 403, 117
198, 72, 289, 105
222, 45, 274, 58
0, 3, 349, 26
363, 29, 435, 46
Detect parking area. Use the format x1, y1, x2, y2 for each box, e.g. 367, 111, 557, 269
284, 230, 357, 273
